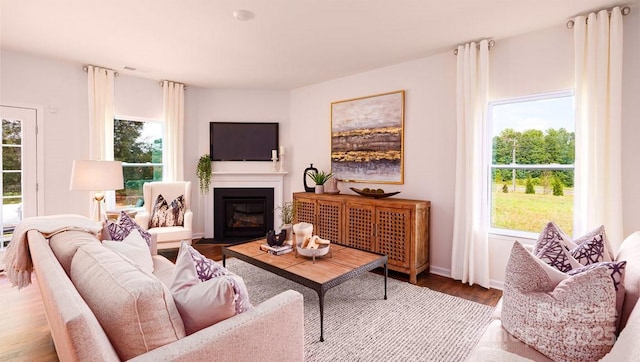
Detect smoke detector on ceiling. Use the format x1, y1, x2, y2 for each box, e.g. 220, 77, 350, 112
233, 9, 255, 21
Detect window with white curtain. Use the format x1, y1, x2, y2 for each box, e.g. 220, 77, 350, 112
113, 117, 163, 208
488, 91, 575, 238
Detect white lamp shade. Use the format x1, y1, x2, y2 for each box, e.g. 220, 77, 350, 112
69, 160, 124, 191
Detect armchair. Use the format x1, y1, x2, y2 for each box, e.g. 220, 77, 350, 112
135, 181, 193, 250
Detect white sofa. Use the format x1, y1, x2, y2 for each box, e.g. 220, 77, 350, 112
28, 228, 305, 361
469, 232, 640, 361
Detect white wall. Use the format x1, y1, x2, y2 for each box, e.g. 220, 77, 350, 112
0, 50, 166, 217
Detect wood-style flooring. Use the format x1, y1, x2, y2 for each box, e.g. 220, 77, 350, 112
0, 242, 501, 361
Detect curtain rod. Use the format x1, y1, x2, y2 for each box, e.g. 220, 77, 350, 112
453, 39, 495, 55
82, 65, 119, 76
159, 80, 187, 90
566, 6, 631, 29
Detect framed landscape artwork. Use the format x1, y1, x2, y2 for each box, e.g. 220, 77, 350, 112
331, 90, 405, 184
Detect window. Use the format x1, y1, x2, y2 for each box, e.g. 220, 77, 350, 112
114, 118, 163, 208
489, 91, 575, 237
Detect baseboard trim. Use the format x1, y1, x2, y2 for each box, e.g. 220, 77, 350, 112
430, 265, 504, 291
429, 265, 451, 278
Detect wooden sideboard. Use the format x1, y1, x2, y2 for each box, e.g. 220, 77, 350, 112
293, 192, 430, 284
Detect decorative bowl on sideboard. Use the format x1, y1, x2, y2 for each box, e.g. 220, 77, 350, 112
350, 187, 401, 199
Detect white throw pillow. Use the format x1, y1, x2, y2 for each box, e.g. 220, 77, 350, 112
103, 229, 154, 274
170, 241, 252, 335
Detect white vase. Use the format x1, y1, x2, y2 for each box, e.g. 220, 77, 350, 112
315, 184, 324, 194
293, 222, 314, 248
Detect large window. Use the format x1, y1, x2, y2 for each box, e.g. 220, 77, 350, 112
114, 118, 163, 207
489, 91, 575, 236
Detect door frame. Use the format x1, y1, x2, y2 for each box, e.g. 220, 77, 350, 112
1, 102, 45, 217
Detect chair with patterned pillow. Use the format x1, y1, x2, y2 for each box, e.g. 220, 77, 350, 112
135, 181, 193, 250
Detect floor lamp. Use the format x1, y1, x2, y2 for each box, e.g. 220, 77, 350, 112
70, 160, 124, 222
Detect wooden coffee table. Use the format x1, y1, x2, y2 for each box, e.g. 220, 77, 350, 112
222, 239, 388, 342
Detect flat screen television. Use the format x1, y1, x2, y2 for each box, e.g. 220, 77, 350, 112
210, 122, 279, 161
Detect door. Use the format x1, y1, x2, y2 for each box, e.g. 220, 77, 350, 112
0, 106, 38, 248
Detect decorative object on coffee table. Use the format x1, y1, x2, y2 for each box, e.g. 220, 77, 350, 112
307, 169, 333, 194
350, 187, 400, 199
266, 230, 287, 247
275, 201, 295, 245
296, 235, 331, 263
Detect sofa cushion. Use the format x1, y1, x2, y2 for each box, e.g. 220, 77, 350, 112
107, 211, 152, 246
170, 241, 252, 334
49, 230, 101, 275
502, 242, 617, 361
70, 243, 185, 360
150, 194, 185, 228
616, 231, 640, 331
103, 229, 154, 274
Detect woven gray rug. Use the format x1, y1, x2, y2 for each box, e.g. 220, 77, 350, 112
225, 258, 493, 362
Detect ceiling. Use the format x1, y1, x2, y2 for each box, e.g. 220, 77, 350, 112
0, 0, 629, 90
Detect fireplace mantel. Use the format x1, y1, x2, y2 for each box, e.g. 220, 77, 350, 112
205, 171, 287, 238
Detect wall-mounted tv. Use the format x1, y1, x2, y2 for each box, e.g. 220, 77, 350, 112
210, 122, 279, 161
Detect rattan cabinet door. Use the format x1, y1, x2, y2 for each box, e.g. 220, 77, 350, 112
344, 203, 375, 250
375, 206, 412, 269
316, 199, 342, 242
294, 196, 317, 226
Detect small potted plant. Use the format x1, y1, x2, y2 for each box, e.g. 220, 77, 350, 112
197, 154, 212, 195
275, 201, 296, 244
306, 170, 333, 194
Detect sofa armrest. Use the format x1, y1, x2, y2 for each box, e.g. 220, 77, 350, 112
183, 209, 193, 231
129, 290, 304, 362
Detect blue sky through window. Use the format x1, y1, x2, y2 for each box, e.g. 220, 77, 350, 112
491, 95, 574, 137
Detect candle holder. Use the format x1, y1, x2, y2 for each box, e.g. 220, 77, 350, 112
278, 154, 285, 172
271, 157, 278, 171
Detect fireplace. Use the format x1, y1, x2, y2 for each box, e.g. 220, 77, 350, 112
213, 187, 274, 242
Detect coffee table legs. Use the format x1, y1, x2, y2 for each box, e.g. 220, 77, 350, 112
316, 262, 387, 342
318, 290, 325, 342
384, 262, 388, 300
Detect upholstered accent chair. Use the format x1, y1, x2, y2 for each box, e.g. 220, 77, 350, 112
135, 181, 193, 250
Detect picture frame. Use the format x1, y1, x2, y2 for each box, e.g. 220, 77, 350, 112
331, 90, 405, 184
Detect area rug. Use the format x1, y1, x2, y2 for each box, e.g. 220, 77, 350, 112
224, 259, 494, 361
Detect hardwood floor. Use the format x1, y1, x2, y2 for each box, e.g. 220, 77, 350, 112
0, 241, 501, 361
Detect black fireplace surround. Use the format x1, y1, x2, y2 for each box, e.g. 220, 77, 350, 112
213, 187, 274, 243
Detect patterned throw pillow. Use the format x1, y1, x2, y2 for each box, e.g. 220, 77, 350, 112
106, 211, 152, 246
150, 194, 185, 228
533, 222, 582, 272
565, 225, 614, 264
502, 242, 617, 361
170, 241, 252, 334
534, 222, 613, 271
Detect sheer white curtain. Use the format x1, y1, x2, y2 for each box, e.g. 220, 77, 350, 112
87, 65, 115, 160
162, 80, 185, 181
451, 40, 491, 288
573, 7, 624, 252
